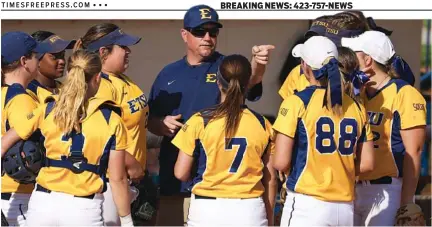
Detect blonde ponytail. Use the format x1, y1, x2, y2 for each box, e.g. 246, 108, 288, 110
52, 50, 102, 134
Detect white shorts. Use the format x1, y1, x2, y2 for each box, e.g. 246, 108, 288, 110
354, 177, 403, 226
102, 182, 138, 226
1, 192, 30, 226
280, 190, 354, 226
187, 194, 268, 227
24, 185, 104, 226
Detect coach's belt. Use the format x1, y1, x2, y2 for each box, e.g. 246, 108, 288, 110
1, 193, 12, 200
357, 176, 393, 185
36, 185, 95, 199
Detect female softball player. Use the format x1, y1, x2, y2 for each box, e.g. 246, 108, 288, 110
172, 54, 277, 226
273, 36, 375, 226
1, 31, 51, 226
75, 23, 148, 225
27, 31, 75, 103
342, 31, 427, 226
278, 12, 369, 100
1, 49, 133, 226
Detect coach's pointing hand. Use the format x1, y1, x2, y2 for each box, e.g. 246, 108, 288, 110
162, 114, 184, 137
252, 45, 275, 65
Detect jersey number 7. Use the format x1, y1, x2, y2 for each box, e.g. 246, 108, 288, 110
316, 117, 358, 155
225, 138, 248, 173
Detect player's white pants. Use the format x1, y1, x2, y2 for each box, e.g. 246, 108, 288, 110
1, 193, 30, 226
280, 190, 354, 226
24, 188, 104, 226
354, 177, 403, 226
102, 182, 139, 226
187, 194, 268, 227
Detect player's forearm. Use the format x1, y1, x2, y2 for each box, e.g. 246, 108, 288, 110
110, 176, 132, 217
401, 150, 422, 205
1, 129, 22, 157
125, 152, 144, 181
262, 155, 277, 226
263, 177, 277, 226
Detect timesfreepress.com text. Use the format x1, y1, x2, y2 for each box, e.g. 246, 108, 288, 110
1, 1, 92, 9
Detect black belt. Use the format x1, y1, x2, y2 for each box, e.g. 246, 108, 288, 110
358, 176, 393, 185
1, 193, 12, 201
194, 195, 216, 200
36, 185, 95, 199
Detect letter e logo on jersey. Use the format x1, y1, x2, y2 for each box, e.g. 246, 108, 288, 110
206, 74, 216, 83
199, 8, 211, 19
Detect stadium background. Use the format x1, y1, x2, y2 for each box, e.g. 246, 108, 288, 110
2, 19, 430, 224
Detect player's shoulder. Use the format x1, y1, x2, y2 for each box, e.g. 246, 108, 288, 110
292, 86, 320, 107
243, 106, 268, 130
4, 83, 34, 106
87, 98, 123, 123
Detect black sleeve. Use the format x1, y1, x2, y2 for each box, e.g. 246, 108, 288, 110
246, 82, 263, 102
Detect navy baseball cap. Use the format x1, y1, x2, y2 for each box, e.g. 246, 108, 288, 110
184, 5, 223, 29
87, 28, 141, 51
1, 31, 53, 64
36, 35, 76, 59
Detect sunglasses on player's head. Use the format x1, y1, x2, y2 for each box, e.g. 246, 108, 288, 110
185, 27, 219, 38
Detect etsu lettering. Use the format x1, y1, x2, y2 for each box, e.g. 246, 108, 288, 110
367, 111, 384, 126
128, 94, 148, 114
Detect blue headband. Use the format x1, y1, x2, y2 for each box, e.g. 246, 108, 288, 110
306, 23, 364, 46
216, 70, 229, 89
344, 69, 370, 96
392, 55, 415, 86
312, 58, 343, 107
87, 28, 141, 51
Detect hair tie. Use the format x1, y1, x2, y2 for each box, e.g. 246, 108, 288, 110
392, 55, 415, 86
312, 58, 343, 107
347, 69, 369, 96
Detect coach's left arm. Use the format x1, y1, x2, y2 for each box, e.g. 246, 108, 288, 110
400, 126, 426, 205
249, 45, 275, 88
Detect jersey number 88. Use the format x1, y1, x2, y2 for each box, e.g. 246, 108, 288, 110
315, 117, 358, 155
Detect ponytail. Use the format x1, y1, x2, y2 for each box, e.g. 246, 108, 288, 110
52, 50, 102, 134
72, 38, 83, 52
201, 54, 251, 139
313, 58, 344, 116
52, 62, 88, 134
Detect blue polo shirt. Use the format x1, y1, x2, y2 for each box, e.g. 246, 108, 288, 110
148, 51, 262, 195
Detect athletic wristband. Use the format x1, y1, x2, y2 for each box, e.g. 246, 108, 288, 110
120, 214, 133, 227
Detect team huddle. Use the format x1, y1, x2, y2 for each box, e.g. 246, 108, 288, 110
0, 4, 428, 227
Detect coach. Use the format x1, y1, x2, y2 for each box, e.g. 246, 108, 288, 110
148, 4, 274, 226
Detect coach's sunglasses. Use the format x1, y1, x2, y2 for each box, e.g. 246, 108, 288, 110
185, 27, 219, 38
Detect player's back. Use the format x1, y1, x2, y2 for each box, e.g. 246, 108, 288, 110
189, 107, 273, 199
284, 86, 367, 202
14, 97, 128, 196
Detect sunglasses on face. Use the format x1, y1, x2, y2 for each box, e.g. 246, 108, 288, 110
186, 27, 219, 38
